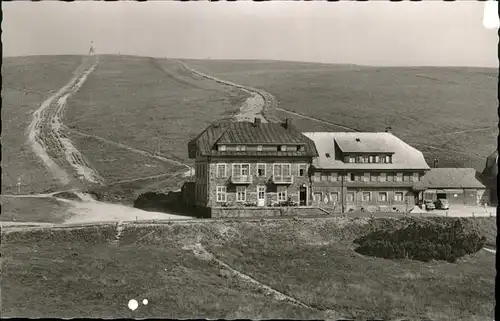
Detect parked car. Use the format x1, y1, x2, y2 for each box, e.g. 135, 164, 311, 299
435, 199, 450, 210
424, 199, 435, 211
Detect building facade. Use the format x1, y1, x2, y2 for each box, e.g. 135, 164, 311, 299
415, 168, 490, 205
188, 118, 318, 209
303, 132, 430, 212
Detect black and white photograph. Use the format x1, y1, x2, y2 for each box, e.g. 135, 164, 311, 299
1, 1, 498, 320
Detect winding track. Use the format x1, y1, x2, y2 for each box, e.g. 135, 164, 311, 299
26, 57, 103, 186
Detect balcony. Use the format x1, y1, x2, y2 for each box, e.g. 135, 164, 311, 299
230, 175, 253, 184
272, 175, 294, 184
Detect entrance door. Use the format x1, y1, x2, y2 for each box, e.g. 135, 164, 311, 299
257, 186, 266, 207
299, 186, 307, 206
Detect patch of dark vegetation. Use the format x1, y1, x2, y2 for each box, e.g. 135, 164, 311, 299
52, 191, 81, 201
133, 191, 207, 218
354, 219, 486, 263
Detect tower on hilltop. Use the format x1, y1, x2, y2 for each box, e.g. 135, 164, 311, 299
89, 41, 95, 56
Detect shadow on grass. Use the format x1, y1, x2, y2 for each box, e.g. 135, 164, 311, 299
133, 191, 209, 219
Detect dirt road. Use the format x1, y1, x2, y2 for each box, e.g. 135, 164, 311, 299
27, 57, 102, 186
177, 60, 276, 123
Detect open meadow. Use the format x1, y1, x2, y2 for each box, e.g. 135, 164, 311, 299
1, 216, 495, 320
64, 55, 249, 166
186, 59, 498, 170
1, 55, 84, 195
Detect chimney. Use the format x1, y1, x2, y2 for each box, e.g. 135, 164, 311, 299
433, 158, 439, 168
284, 118, 292, 129
385, 127, 392, 133
254, 118, 261, 126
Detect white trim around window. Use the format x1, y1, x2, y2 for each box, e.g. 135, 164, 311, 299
216, 186, 227, 202
257, 163, 266, 177
394, 192, 404, 201
362, 192, 371, 202
233, 163, 251, 176
273, 163, 292, 177
278, 188, 287, 202
236, 186, 247, 202
298, 164, 307, 177
216, 163, 227, 178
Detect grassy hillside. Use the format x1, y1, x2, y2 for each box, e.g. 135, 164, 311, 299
65, 55, 249, 167
185, 59, 498, 170
2, 217, 495, 320
1, 55, 84, 194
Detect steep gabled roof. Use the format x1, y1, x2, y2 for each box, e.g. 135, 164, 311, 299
415, 168, 486, 189
303, 132, 430, 170
189, 120, 318, 158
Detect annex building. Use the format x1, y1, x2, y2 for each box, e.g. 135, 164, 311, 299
303, 131, 430, 212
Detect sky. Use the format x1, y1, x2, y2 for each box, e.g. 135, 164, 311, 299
2, 1, 498, 67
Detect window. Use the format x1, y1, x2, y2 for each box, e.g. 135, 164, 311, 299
298, 145, 305, 152
236, 186, 247, 202
236, 145, 246, 151
387, 173, 394, 182
278, 186, 287, 202
369, 156, 374, 163
349, 156, 355, 163
370, 174, 378, 182
378, 192, 387, 202
257, 164, 266, 177
362, 192, 371, 202
385, 155, 391, 163
273, 163, 291, 177
219, 145, 226, 151
395, 173, 403, 182
320, 172, 329, 182
394, 192, 404, 201
346, 192, 354, 203
257, 145, 263, 151
329, 192, 339, 203
280, 145, 287, 151
313, 192, 322, 202
298, 164, 307, 177
349, 173, 355, 182
362, 173, 370, 182
412, 173, 419, 182
216, 163, 226, 178
313, 172, 320, 182
233, 164, 250, 176
375, 156, 380, 163
379, 173, 387, 182
330, 172, 338, 182
403, 173, 411, 182
216, 186, 227, 202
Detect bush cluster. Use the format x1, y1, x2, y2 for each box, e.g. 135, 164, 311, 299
354, 219, 486, 263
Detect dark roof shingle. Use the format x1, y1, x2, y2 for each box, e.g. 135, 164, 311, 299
189, 121, 318, 158
415, 168, 486, 189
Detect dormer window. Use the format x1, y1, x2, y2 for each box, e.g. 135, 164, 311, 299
236, 145, 246, 151
385, 155, 392, 163
298, 145, 305, 151
219, 145, 226, 151
280, 145, 287, 151
257, 145, 263, 151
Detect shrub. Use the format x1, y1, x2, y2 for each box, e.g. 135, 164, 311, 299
354, 219, 486, 263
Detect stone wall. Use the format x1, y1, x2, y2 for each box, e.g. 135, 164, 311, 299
207, 158, 311, 207
210, 206, 324, 218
